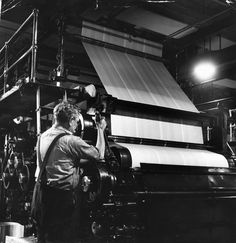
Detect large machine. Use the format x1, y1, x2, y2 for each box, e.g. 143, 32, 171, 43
1, 9, 236, 243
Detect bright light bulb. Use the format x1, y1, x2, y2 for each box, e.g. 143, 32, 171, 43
193, 61, 216, 81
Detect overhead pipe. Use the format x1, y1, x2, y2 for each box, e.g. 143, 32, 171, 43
168, 8, 233, 39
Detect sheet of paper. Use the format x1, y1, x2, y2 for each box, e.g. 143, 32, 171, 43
111, 115, 203, 144
83, 42, 198, 113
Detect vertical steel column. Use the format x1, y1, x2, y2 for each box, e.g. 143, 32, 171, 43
56, 16, 65, 87
32, 9, 40, 136
31, 9, 38, 83
36, 87, 41, 135
3, 44, 8, 94
31, 9, 41, 135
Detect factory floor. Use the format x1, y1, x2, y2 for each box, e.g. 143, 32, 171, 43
6, 236, 84, 242
6, 236, 37, 243
5, 236, 87, 243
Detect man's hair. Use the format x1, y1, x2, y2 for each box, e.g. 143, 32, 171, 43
53, 101, 79, 124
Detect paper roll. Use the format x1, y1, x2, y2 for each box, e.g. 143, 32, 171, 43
0, 222, 24, 239
118, 143, 229, 168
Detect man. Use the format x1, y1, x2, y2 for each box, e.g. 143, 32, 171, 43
35, 101, 106, 243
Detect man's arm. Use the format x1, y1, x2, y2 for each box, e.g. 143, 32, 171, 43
95, 117, 106, 160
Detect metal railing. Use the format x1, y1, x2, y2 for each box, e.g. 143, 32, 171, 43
0, 9, 38, 94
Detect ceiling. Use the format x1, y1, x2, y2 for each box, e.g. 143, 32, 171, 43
1, 0, 236, 111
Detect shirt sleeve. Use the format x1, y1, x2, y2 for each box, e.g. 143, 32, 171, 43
35, 139, 40, 178
65, 135, 100, 161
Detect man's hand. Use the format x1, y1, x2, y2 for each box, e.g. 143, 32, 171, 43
96, 117, 107, 131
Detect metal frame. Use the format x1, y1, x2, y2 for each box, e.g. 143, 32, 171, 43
0, 9, 39, 90
0, 9, 41, 135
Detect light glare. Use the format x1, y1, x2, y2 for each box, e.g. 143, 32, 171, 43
193, 61, 216, 81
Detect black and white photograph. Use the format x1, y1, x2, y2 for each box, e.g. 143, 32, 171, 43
1, 0, 236, 242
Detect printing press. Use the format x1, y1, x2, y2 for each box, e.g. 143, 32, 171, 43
1, 8, 236, 243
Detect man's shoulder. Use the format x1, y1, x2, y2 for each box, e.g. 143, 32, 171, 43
40, 126, 84, 146
63, 134, 83, 143
41, 126, 69, 137
41, 127, 56, 137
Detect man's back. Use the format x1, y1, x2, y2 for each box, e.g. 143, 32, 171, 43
37, 125, 99, 190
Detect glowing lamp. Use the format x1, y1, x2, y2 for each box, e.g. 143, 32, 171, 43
193, 61, 217, 81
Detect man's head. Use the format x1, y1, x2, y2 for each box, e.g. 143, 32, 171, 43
53, 101, 80, 133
